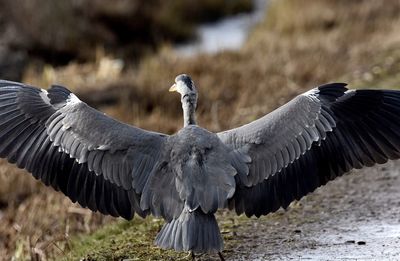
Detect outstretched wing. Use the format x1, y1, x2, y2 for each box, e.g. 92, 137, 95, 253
218, 83, 400, 217
0, 80, 167, 219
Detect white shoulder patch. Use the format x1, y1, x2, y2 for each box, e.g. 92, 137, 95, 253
302, 88, 319, 97
67, 93, 82, 105
39, 89, 52, 105
345, 89, 356, 94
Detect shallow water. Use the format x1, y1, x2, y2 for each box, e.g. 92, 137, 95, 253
175, 0, 267, 56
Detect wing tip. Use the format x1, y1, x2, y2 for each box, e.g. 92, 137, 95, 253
316, 82, 348, 102
317, 82, 348, 90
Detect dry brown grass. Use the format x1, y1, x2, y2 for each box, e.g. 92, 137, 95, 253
0, 159, 113, 260
126, 0, 400, 132
1, 0, 400, 259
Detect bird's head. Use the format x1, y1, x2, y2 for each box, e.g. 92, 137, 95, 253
169, 74, 197, 98
170, 74, 198, 126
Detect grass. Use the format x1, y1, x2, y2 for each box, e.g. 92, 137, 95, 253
63, 218, 186, 261
2, 0, 400, 260
62, 211, 282, 260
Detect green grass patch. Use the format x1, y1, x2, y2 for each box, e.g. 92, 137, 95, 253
63, 217, 187, 261
62, 212, 257, 260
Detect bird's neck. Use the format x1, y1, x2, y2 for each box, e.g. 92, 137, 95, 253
182, 94, 197, 127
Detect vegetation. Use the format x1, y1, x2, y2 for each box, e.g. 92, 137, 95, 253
63, 211, 260, 260
64, 218, 185, 261
0, 0, 252, 65
1, 0, 400, 260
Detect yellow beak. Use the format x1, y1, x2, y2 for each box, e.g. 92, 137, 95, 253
169, 83, 177, 92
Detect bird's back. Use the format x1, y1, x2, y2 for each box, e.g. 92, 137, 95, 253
165, 125, 238, 213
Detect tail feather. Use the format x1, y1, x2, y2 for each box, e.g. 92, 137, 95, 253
155, 207, 223, 253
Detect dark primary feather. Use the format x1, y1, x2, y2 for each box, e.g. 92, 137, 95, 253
220, 84, 400, 217
0, 80, 168, 219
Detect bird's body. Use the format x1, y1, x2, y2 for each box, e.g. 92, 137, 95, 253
2, 74, 400, 259
142, 117, 245, 253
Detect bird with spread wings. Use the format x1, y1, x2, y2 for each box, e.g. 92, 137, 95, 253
1, 74, 400, 260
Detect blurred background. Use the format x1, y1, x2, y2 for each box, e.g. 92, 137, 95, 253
1, 0, 400, 260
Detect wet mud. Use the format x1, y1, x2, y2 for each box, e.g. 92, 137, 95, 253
224, 161, 400, 260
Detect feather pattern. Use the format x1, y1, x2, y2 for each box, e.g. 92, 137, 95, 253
0, 80, 167, 219
221, 84, 400, 217
218, 85, 343, 187
141, 126, 241, 218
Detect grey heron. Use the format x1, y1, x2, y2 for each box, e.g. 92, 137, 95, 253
1, 74, 400, 260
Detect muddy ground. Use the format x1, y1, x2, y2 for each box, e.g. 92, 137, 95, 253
214, 161, 400, 261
